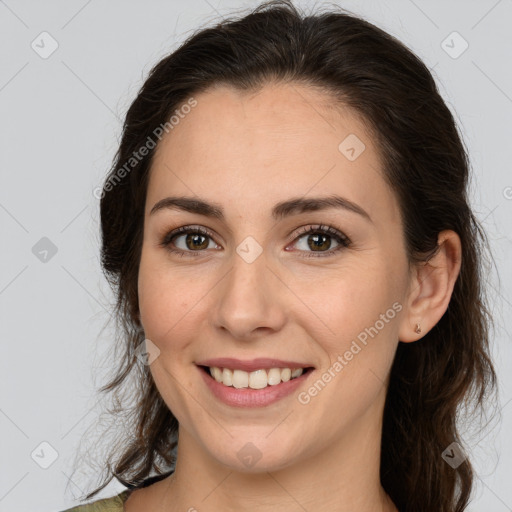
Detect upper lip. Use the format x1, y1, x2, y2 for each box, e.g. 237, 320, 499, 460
196, 358, 314, 372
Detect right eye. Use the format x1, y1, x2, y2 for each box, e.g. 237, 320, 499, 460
160, 225, 221, 256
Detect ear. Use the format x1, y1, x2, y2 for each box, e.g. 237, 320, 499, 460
398, 230, 462, 343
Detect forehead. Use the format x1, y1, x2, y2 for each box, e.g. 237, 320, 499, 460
147, 82, 400, 228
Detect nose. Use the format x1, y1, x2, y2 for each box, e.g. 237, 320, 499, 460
211, 249, 287, 340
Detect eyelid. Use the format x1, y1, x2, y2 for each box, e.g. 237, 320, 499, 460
286, 224, 350, 245
159, 225, 219, 249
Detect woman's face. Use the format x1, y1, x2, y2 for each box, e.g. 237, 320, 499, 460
138, 82, 412, 472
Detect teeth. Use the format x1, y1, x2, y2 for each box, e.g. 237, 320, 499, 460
282, 368, 292, 382
211, 367, 222, 383
222, 368, 233, 386
268, 368, 282, 385
232, 369, 249, 389
291, 368, 303, 379
208, 366, 305, 389
248, 369, 266, 389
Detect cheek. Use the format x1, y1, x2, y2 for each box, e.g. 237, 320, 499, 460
292, 260, 382, 325
298, 259, 401, 367
138, 249, 180, 338
298, 273, 400, 426
137, 249, 211, 346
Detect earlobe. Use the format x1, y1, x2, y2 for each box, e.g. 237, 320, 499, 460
398, 230, 462, 343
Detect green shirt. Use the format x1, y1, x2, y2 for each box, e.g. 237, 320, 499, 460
59, 489, 132, 511
58, 472, 173, 511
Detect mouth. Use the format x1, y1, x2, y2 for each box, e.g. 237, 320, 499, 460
197, 364, 315, 390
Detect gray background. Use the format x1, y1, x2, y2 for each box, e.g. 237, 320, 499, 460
1, 1, 511, 511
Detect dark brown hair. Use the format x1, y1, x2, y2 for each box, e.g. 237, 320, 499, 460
74, 2, 498, 510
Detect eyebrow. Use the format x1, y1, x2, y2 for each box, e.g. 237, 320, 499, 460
149, 194, 372, 223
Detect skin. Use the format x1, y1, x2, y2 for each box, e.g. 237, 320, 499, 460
125, 82, 462, 512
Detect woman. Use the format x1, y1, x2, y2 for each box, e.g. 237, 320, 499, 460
60, 1, 497, 511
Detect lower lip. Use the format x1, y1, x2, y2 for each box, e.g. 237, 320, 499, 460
197, 365, 314, 408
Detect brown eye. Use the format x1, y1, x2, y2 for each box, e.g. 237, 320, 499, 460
181, 232, 210, 251
161, 226, 219, 256
290, 225, 351, 258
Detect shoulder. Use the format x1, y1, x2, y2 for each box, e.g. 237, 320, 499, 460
58, 472, 173, 512
58, 490, 131, 512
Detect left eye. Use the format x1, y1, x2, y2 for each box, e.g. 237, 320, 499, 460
288, 225, 351, 258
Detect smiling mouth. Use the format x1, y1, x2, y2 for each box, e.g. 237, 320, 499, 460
198, 365, 315, 389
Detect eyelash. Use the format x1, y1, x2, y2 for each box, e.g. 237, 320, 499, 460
159, 224, 351, 259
